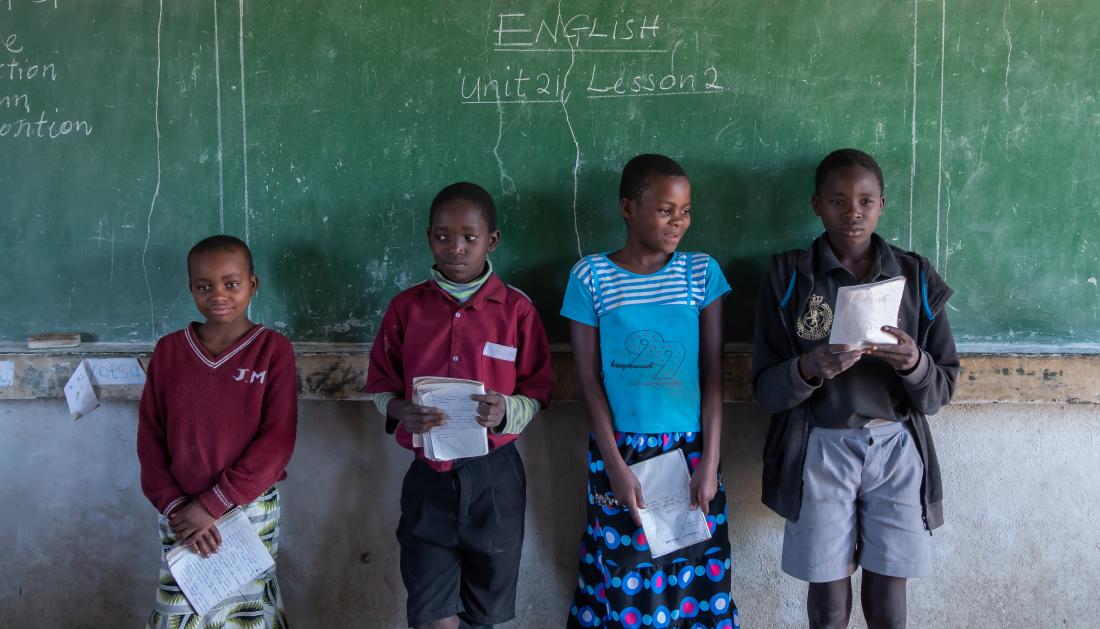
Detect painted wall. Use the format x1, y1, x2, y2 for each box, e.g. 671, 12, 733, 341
1, 400, 1097, 627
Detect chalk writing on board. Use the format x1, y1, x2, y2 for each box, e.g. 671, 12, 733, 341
1, 8, 94, 140
494, 12, 664, 49
4, 1, 59, 12
459, 11, 726, 104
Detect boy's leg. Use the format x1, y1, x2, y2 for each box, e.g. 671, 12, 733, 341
807, 577, 853, 629
782, 428, 862, 581
419, 619, 460, 629
454, 443, 526, 627
861, 571, 907, 629
785, 427, 866, 629
398, 460, 465, 628
858, 423, 930, 629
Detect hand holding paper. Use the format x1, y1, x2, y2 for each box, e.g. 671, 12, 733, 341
470, 390, 507, 429
394, 401, 446, 434
630, 450, 711, 558
799, 343, 867, 381
411, 377, 488, 461
166, 508, 274, 617
867, 325, 922, 372
170, 501, 221, 558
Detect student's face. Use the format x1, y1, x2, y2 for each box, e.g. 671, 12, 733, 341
427, 200, 500, 284
812, 166, 884, 252
188, 249, 258, 324
621, 175, 692, 255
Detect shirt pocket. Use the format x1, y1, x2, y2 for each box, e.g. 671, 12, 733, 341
480, 341, 518, 393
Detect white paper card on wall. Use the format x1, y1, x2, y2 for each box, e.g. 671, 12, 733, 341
0, 361, 14, 387
86, 357, 146, 385
166, 508, 275, 616
63, 361, 98, 420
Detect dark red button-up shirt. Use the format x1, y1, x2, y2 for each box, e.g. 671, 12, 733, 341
364, 273, 554, 472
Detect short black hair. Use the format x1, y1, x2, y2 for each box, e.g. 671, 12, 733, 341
187, 235, 254, 276
429, 182, 498, 231
620, 154, 688, 202
815, 148, 884, 194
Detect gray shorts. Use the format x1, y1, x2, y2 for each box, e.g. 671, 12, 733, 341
782, 421, 932, 582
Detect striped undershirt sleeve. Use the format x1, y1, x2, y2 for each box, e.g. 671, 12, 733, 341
501, 394, 542, 434
372, 391, 398, 417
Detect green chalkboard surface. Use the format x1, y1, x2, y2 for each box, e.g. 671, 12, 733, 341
2, 0, 1099, 349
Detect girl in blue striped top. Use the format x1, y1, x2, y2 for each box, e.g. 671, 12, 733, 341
561, 154, 740, 629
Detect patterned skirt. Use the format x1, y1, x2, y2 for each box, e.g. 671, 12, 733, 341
146, 486, 289, 629
568, 433, 740, 629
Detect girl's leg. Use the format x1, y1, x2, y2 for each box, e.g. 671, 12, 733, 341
807, 577, 853, 629
418, 617, 460, 629
861, 570, 907, 629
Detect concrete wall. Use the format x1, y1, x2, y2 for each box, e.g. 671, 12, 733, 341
1, 400, 1097, 627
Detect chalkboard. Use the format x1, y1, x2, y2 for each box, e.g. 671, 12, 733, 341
2, 0, 1099, 349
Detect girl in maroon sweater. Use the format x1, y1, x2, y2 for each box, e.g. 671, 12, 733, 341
137, 235, 297, 628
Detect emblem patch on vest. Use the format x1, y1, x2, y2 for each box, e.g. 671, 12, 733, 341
796, 294, 833, 340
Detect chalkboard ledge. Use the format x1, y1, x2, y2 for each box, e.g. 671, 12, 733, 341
1, 343, 1098, 404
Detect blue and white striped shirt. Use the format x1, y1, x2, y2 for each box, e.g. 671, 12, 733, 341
561, 252, 730, 325
560, 251, 731, 433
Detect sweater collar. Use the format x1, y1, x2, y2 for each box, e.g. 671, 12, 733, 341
421, 268, 507, 309
430, 260, 493, 303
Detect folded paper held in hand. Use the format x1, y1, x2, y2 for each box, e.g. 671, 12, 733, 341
630, 449, 712, 558
411, 376, 488, 461
166, 508, 275, 617
829, 276, 906, 348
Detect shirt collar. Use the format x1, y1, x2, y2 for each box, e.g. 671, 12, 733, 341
814, 233, 900, 281
430, 260, 494, 303
421, 267, 507, 308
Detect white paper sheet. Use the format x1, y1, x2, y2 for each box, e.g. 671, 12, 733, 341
630, 449, 712, 558
63, 361, 98, 419
166, 508, 275, 617
829, 276, 907, 348
0, 360, 14, 387
86, 357, 146, 385
420, 388, 489, 461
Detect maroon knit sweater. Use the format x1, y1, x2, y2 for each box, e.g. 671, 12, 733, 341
137, 323, 297, 519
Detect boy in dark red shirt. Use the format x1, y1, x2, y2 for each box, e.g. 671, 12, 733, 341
365, 183, 553, 629
137, 235, 296, 628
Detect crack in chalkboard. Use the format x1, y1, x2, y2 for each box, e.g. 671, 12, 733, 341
556, 0, 583, 258
141, 0, 164, 338
238, 0, 251, 246
213, 0, 225, 232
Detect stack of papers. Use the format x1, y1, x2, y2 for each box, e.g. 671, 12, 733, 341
829, 276, 907, 348
165, 508, 274, 617
630, 449, 712, 558
412, 376, 488, 461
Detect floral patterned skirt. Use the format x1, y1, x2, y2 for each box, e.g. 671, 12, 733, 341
146, 485, 288, 629
568, 433, 740, 629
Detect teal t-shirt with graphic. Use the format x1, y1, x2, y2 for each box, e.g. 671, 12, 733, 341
560, 252, 731, 434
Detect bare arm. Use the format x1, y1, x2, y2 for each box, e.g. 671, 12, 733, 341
571, 320, 645, 524
692, 299, 724, 514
